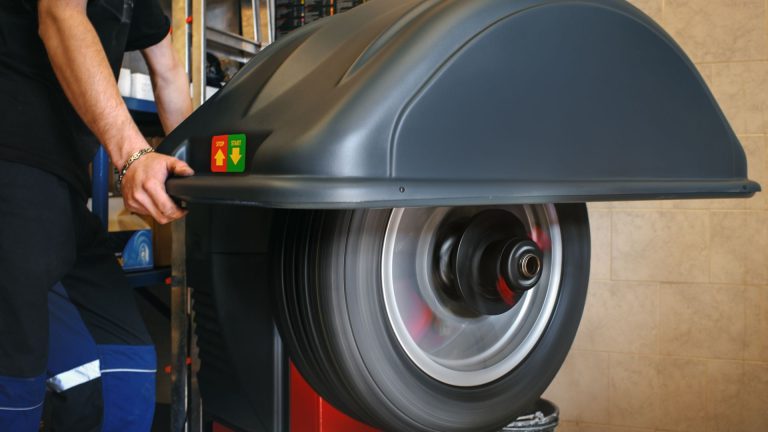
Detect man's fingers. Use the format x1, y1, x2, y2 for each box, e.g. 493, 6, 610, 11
145, 181, 186, 224
168, 158, 195, 177
125, 191, 154, 218
126, 188, 167, 224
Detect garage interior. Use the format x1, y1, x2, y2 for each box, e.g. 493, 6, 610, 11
56, 0, 768, 431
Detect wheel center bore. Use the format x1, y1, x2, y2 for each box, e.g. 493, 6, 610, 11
520, 253, 541, 278
434, 210, 544, 316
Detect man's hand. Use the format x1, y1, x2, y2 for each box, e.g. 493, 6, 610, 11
38, 0, 194, 225
120, 152, 194, 224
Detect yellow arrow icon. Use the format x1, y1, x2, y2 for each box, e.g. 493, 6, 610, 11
215, 149, 225, 166
230, 147, 242, 165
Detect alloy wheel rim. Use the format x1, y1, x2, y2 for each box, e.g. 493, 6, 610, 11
381, 205, 563, 387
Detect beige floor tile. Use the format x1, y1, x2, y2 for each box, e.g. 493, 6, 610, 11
706, 360, 746, 432
588, 209, 611, 281
657, 357, 708, 432
611, 201, 674, 210
741, 362, 768, 432
627, 0, 663, 24
708, 62, 768, 135
712, 197, 751, 210
608, 353, 660, 429
664, 0, 768, 63
556, 421, 580, 432
659, 284, 745, 359
745, 286, 768, 361
574, 281, 658, 354
612, 211, 709, 283
704, 360, 768, 432
668, 200, 701, 209
668, 198, 746, 211
576, 425, 654, 432
710, 211, 768, 285
544, 350, 611, 424
588, 202, 613, 210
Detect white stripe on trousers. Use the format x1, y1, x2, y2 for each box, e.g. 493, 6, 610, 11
0, 401, 44, 411
46, 360, 101, 393
41, 360, 157, 394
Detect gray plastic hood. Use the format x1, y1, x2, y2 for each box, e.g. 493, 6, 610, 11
159, 0, 760, 208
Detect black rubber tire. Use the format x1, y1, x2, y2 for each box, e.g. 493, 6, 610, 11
271, 205, 590, 432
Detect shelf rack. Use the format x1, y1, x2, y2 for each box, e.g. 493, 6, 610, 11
206, 26, 261, 64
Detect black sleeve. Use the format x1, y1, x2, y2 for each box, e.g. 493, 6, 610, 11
125, 0, 171, 51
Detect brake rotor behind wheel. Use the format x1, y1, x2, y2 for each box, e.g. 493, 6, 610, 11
272, 204, 590, 432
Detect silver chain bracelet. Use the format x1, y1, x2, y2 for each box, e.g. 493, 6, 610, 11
116, 147, 155, 193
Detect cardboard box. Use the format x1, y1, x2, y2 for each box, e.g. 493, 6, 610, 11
142, 215, 172, 268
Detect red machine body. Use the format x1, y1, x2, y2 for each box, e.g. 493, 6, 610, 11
212, 364, 377, 432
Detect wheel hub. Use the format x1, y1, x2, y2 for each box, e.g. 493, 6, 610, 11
435, 210, 544, 316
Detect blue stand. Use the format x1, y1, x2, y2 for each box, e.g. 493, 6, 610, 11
92, 146, 110, 227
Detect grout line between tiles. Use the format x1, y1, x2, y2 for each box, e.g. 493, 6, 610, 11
704, 357, 711, 432
656, 280, 767, 288
570, 421, 655, 432
607, 210, 613, 282
765, 0, 768, 62
696, 58, 768, 65
706, 210, 712, 283
656, 282, 661, 356
567, 348, 768, 364
610, 208, 711, 213
606, 350, 613, 426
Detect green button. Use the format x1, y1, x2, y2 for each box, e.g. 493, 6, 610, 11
227, 134, 246, 173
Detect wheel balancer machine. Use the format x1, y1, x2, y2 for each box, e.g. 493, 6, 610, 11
159, 1, 760, 430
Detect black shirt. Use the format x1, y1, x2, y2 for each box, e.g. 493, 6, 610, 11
0, 0, 170, 200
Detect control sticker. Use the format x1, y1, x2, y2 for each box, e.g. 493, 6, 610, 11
211, 134, 246, 173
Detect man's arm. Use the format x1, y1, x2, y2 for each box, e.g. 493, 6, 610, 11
142, 33, 192, 134
37, 0, 193, 225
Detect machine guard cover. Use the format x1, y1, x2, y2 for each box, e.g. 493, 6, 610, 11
159, 0, 760, 208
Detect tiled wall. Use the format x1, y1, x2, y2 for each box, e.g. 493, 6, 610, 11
543, 1, 768, 431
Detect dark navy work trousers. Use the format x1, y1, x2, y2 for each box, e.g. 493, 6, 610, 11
0, 160, 156, 431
